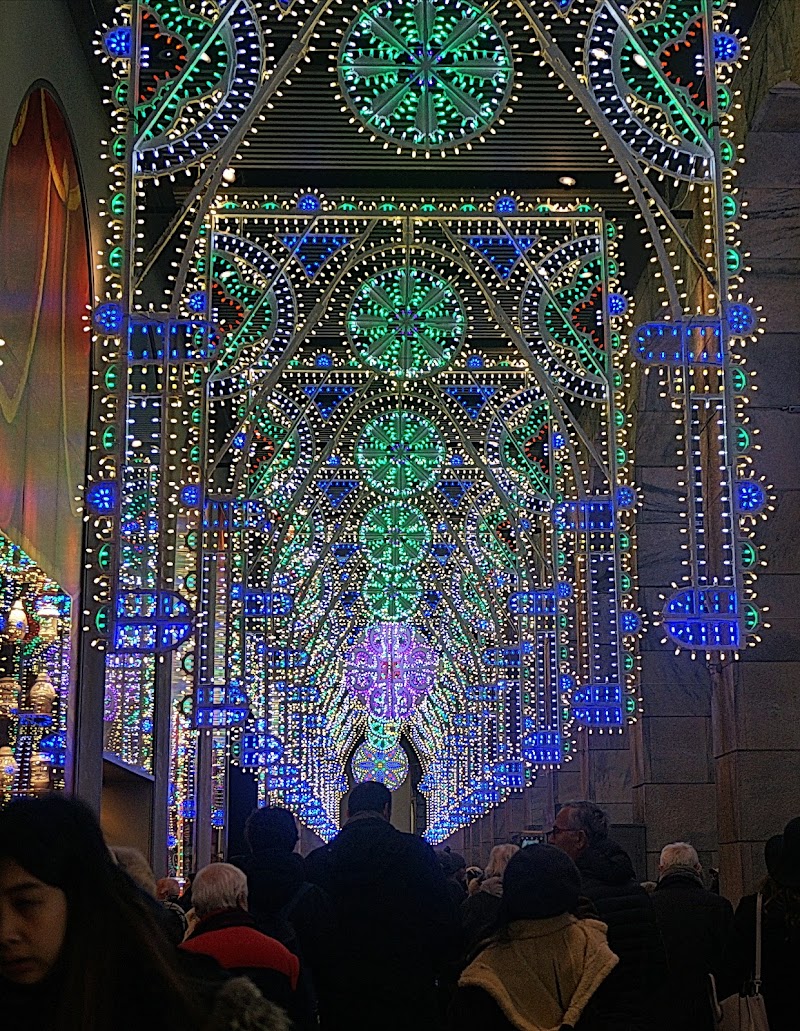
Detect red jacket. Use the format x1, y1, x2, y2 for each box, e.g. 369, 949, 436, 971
180, 908, 299, 1006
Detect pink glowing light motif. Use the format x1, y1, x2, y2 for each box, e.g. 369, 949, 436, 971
345, 623, 435, 721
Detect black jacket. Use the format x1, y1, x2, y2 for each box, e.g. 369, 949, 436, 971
650, 868, 734, 1031
306, 813, 460, 1031
230, 849, 334, 970
576, 840, 668, 1030
230, 848, 336, 1029
720, 890, 800, 1031
461, 887, 503, 956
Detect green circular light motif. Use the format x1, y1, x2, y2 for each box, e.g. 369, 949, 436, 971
347, 266, 466, 379
366, 717, 401, 750
363, 567, 421, 620
360, 502, 431, 569
731, 367, 748, 393
356, 410, 445, 498
338, 0, 515, 150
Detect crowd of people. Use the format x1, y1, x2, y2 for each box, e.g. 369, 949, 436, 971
1, 782, 798, 1031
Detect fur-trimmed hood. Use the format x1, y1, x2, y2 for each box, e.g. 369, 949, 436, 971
202, 977, 291, 1031
458, 914, 618, 1031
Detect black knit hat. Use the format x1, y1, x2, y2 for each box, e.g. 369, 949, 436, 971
773, 817, 800, 889
437, 847, 467, 876
501, 843, 581, 921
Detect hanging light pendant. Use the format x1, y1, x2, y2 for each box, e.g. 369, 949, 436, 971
6, 598, 28, 641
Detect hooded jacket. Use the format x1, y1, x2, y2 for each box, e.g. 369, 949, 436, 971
453, 914, 619, 1031
575, 840, 667, 1029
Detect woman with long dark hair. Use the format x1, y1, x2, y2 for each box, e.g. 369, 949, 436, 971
0, 794, 289, 1031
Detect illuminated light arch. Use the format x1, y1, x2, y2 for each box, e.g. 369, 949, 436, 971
85, 0, 766, 863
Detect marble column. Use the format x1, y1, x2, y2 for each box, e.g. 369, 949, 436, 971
712, 81, 800, 901
632, 350, 718, 879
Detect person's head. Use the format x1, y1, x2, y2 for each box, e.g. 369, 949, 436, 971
773, 817, 800, 889
764, 834, 784, 880
191, 863, 248, 920
0, 795, 199, 1028
437, 847, 467, 883
0, 843, 68, 986
501, 845, 581, 922
244, 806, 299, 854
548, 801, 608, 861
347, 781, 392, 821
659, 841, 701, 878
111, 846, 158, 899
484, 844, 520, 880
156, 877, 181, 902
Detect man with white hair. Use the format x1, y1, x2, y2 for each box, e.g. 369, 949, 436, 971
180, 863, 300, 1018
651, 841, 734, 1031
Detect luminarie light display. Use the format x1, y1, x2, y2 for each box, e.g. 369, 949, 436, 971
85, 0, 767, 869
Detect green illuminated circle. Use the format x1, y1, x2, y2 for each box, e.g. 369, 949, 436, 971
346, 266, 466, 378
366, 717, 401, 750
744, 603, 760, 632
723, 195, 738, 221
356, 410, 445, 497
727, 247, 742, 274
741, 541, 757, 568
363, 566, 421, 620
97, 544, 112, 570
731, 367, 748, 393
360, 502, 431, 569
338, 0, 515, 150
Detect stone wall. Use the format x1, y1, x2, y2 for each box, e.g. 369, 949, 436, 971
632, 0, 800, 895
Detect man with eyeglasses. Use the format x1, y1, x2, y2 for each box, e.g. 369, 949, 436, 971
548, 801, 667, 1030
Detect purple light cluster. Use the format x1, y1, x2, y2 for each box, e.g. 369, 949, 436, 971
345, 623, 435, 721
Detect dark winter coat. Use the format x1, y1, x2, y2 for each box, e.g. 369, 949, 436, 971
306, 812, 460, 1031
650, 867, 734, 1031
180, 908, 299, 1016
719, 890, 800, 1031
461, 879, 503, 954
230, 848, 335, 1029
575, 840, 668, 1030
230, 849, 335, 973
